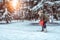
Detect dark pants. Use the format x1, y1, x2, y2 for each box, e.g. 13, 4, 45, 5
42, 24, 46, 31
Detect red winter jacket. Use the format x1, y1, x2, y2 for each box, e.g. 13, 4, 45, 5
39, 20, 44, 26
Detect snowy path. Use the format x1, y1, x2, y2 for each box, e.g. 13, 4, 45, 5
0, 20, 60, 40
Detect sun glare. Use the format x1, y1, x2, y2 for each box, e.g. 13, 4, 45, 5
12, 0, 18, 9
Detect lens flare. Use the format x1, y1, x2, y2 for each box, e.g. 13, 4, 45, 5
12, 0, 18, 9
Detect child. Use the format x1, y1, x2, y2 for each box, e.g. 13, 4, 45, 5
40, 14, 48, 32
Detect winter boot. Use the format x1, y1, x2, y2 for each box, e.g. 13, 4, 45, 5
44, 28, 47, 32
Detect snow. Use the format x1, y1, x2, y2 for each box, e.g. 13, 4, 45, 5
44, 1, 54, 6
54, 1, 60, 4
0, 20, 60, 40
31, 0, 44, 11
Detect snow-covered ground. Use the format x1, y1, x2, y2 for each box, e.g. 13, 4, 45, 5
0, 20, 60, 40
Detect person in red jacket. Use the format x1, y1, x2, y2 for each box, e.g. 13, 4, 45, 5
40, 14, 49, 32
